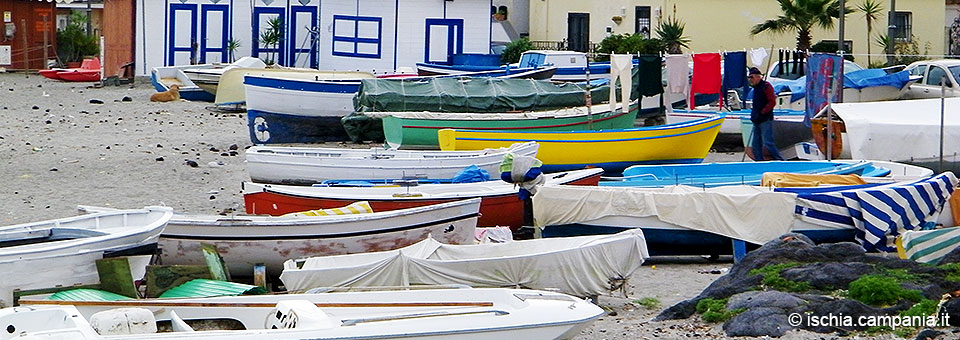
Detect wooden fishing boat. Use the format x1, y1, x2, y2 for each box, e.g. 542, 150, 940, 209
244, 72, 377, 143
12, 288, 603, 340
0, 207, 174, 307
245, 142, 539, 185
532, 173, 957, 256
665, 108, 805, 136
79, 199, 480, 277
437, 114, 724, 174
182, 57, 266, 95
243, 168, 604, 229
376, 101, 639, 150
280, 229, 648, 297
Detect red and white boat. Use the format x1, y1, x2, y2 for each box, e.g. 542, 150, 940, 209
38, 58, 101, 82
243, 168, 604, 228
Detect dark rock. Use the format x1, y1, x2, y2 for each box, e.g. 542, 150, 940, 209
105, 146, 110, 150
781, 262, 873, 290
45, 120, 51, 124
49, 168, 57, 172
89, 99, 104, 104
915, 328, 944, 340
727, 291, 806, 310
941, 298, 960, 326
209, 195, 216, 200
157, 144, 163, 148
228, 144, 239, 150
32, 106, 39, 110
220, 152, 229, 157
185, 160, 199, 168
229, 151, 238, 156
209, 147, 219, 152
155, 157, 164, 162
655, 299, 698, 321
722, 307, 792, 337
937, 246, 960, 265
121, 96, 132, 102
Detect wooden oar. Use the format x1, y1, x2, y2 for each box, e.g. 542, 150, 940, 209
18, 299, 493, 308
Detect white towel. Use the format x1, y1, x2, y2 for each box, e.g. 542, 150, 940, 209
609, 54, 633, 113
665, 54, 689, 94
749, 47, 769, 68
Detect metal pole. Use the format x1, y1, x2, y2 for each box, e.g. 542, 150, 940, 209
940, 75, 946, 173
86, 0, 93, 36
42, 15, 48, 67
586, 47, 593, 130
826, 72, 834, 161
837, 0, 845, 103
887, 0, 896, 66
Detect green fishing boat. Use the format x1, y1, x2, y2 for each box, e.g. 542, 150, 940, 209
374, 101, 639, 149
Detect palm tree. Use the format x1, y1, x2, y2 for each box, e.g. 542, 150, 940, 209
750, 0, 850, 51
857, 0, 883, 66
656, 15, 690, 54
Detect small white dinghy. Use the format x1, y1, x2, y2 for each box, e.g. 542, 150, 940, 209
280, 229, 649, 297
245, 142, 539, 185
0, 207, 174, 307
10, 288, 603, 340
79, 199, 481, 277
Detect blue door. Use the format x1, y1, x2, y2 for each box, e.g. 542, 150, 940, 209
253, 7, 286, 66
289, 6, 319, 68
424, 18, 464, 65
200, 4, 229, 63
167, 4, 198, 65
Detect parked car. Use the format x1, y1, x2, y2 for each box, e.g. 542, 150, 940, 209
901, 59, 960, 99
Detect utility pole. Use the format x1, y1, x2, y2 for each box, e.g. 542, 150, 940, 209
886, 0, 896, 65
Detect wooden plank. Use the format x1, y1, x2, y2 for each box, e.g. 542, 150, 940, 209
95, 257, 139, 298
18, 299, 494, 308
201, 243, 230, 282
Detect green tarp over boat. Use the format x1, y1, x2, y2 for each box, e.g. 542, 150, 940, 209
343, 69, 641, 142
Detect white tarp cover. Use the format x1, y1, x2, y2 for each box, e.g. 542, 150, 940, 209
280, 229, 649, 297
532, 185, 797, 245
830, 98, 960, 161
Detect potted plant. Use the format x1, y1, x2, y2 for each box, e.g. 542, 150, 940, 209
56, 11, 99, 67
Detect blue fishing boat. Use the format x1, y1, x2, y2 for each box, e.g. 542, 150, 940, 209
417, 50, 621, 82
601, 160, 890, 188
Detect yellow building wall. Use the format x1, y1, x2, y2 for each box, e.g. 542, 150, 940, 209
529, 0, 945, 67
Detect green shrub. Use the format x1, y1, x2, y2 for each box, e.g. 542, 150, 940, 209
695, 298, 746, 323
500, 37, 533, 64
749, 262, 812, 292
847, 274, 923, 306
594, 34, 663, 62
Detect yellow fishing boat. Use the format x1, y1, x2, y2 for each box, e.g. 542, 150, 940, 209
438, 114, 724, 174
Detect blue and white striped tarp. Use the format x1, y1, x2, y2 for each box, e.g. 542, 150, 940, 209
900, 227, 960, 264
788, 172, 958, 252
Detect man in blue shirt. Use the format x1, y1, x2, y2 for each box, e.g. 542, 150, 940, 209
748, 67, 784, 161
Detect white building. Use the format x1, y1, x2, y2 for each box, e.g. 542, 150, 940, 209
134, 0, 493, 75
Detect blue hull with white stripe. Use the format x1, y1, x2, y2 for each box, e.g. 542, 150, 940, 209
247, 110, 348, 144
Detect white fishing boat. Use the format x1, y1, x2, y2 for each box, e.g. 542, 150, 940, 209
0, 207, 173, 307
150, 65, 215, 102
245, 142, 539, 185
280, 229, 648, 297
11, 288, 602, 340
181, 57, 267, 95
80, 199, 481, 277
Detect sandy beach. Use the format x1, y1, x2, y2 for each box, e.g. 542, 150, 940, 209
0, 72, 951, 339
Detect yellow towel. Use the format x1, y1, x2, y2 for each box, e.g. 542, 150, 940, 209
761, 172, 867, 188
283, 201, 373, 217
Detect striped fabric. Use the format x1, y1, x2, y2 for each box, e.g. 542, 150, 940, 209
791, 172, 958, 252
899, 228, 960, 264
283, 201, 373, 217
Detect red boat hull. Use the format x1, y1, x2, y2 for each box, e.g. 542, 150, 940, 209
244, 173, 601, 229
38, 69, 63, 80
57, 70, 101, 82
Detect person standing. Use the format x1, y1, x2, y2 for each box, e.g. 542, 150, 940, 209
748, 67, 784, 161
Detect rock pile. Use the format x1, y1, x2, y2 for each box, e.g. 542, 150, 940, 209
656, 233, 960, 337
